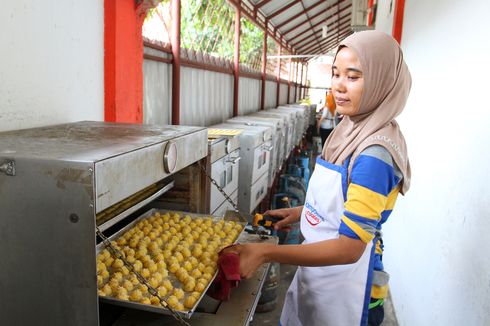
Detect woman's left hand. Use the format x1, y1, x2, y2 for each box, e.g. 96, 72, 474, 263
222, 243, 271, 279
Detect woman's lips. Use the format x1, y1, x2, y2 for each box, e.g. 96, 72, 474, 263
335, 98, 349, 105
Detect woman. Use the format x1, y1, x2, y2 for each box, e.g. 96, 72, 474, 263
226, 30, 411, 326
317, 89, 337, 146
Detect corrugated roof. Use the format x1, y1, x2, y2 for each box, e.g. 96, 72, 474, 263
231, 0, 359, 60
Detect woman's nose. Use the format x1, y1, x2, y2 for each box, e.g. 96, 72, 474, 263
333, 77, 346, 93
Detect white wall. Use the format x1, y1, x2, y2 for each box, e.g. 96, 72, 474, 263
376, 1, 490, 325
238, 77, 261, 116
179, 67, 233, 126
0, 1, 104, 132
264, 80, 277, 109
143, 47, 172, 125
375, 0, 394, 35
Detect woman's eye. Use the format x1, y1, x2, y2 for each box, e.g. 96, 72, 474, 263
348, 76, 359, 80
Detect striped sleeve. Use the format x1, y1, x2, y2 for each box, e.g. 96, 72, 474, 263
339, 146, 402, 243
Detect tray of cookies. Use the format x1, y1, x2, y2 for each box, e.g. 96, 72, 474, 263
95, 208, 246, 318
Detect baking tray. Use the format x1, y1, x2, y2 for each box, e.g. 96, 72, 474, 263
96, 208, 247, 319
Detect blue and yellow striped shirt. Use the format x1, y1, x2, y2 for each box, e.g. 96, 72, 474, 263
338, 145, 402, 299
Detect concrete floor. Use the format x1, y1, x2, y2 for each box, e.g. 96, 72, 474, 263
250, 264, 398, 326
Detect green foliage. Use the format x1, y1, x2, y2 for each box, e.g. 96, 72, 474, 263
181, 0, 236, 59
180, 0, 265, 68
240, 17, 263, 68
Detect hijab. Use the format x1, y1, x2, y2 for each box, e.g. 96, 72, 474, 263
322, 30, 412, 194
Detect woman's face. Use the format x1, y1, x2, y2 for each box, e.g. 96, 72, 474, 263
331, 47, 364, 116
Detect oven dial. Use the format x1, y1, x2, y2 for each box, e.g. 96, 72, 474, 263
225, 139, 233, 154
163, 142, 178, 173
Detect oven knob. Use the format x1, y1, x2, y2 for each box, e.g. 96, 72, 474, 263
163, 142, 178, 173
225, 139, 233, 154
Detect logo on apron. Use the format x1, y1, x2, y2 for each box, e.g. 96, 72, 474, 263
304, 202, 325, 226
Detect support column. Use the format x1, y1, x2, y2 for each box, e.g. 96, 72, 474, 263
299, 63, 304, 100
287, 57, 292, 104
305, 62, 309, 98
171, 0, 181, 124
367, 0, 375, 26
104, 0, 157, 123
294, 60, 299, 102
392, 0, 405, 44
233, 1, 241, 117
275, 43, 281, 107
260, 20, 268, 110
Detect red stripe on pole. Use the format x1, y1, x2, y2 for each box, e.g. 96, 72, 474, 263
392, 0, 405, 44
104, 0, 148, 123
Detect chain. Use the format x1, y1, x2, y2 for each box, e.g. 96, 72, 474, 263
197, 160, 240, 212
95, 226, 190, 326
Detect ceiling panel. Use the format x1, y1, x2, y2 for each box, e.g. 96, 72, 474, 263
234, 0, 364, 56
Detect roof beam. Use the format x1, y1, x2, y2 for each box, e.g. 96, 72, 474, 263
299, 26, 350, 54
299, 1, 323, 52
273, 0, 323, 26
255, 0, 274, 10
295, 18, 351, 51
228, 0, 292, 53
299, 22, 351, 53
293, 16, 350, 51
281, 0, 347, 36
268, 0, 302, 20
307, 29, 353, 56
290, 10, 351, 47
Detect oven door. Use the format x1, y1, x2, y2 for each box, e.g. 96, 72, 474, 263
251, 140, 272, 184
210, 149, 240, 214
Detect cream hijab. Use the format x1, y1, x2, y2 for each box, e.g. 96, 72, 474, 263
322, 31, 412, 194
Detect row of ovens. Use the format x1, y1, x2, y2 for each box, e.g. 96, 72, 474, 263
0, 104, 312, 326
203, 104, 312, 216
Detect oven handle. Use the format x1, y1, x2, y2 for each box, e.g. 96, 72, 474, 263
225, 156, 241, 164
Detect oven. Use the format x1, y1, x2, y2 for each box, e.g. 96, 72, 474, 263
260, 109, 296, 154
206, 131, 241, 216
276, 106, 307, 147
208, 123, 272, 215
226, 117, 281, 188
0, 121, 275, 326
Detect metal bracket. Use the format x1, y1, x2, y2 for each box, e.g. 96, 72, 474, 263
225, 156, 241, 164
261, 145, 274, 151
0, 160, 15, 176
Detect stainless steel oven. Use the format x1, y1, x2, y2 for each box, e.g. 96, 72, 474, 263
0, 121, 275, 326
226, 116, 282, 188
208, 123, 272, 215
206, 132, 240, 216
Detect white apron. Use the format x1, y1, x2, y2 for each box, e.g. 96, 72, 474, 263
280, 156, 375, 326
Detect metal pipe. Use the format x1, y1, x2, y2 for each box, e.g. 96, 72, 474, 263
233, 1, 241, 117
305, 63, 309, 97
260, 20, 267, 110
287, 57, 292, 104
276, 43, 281, 107
171, 0, 181, 125
294, 60, 299, 101
299, 62, 304, 99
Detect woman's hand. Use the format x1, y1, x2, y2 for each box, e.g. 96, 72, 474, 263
222, 243, 273, 279
263, 206, 303, 231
